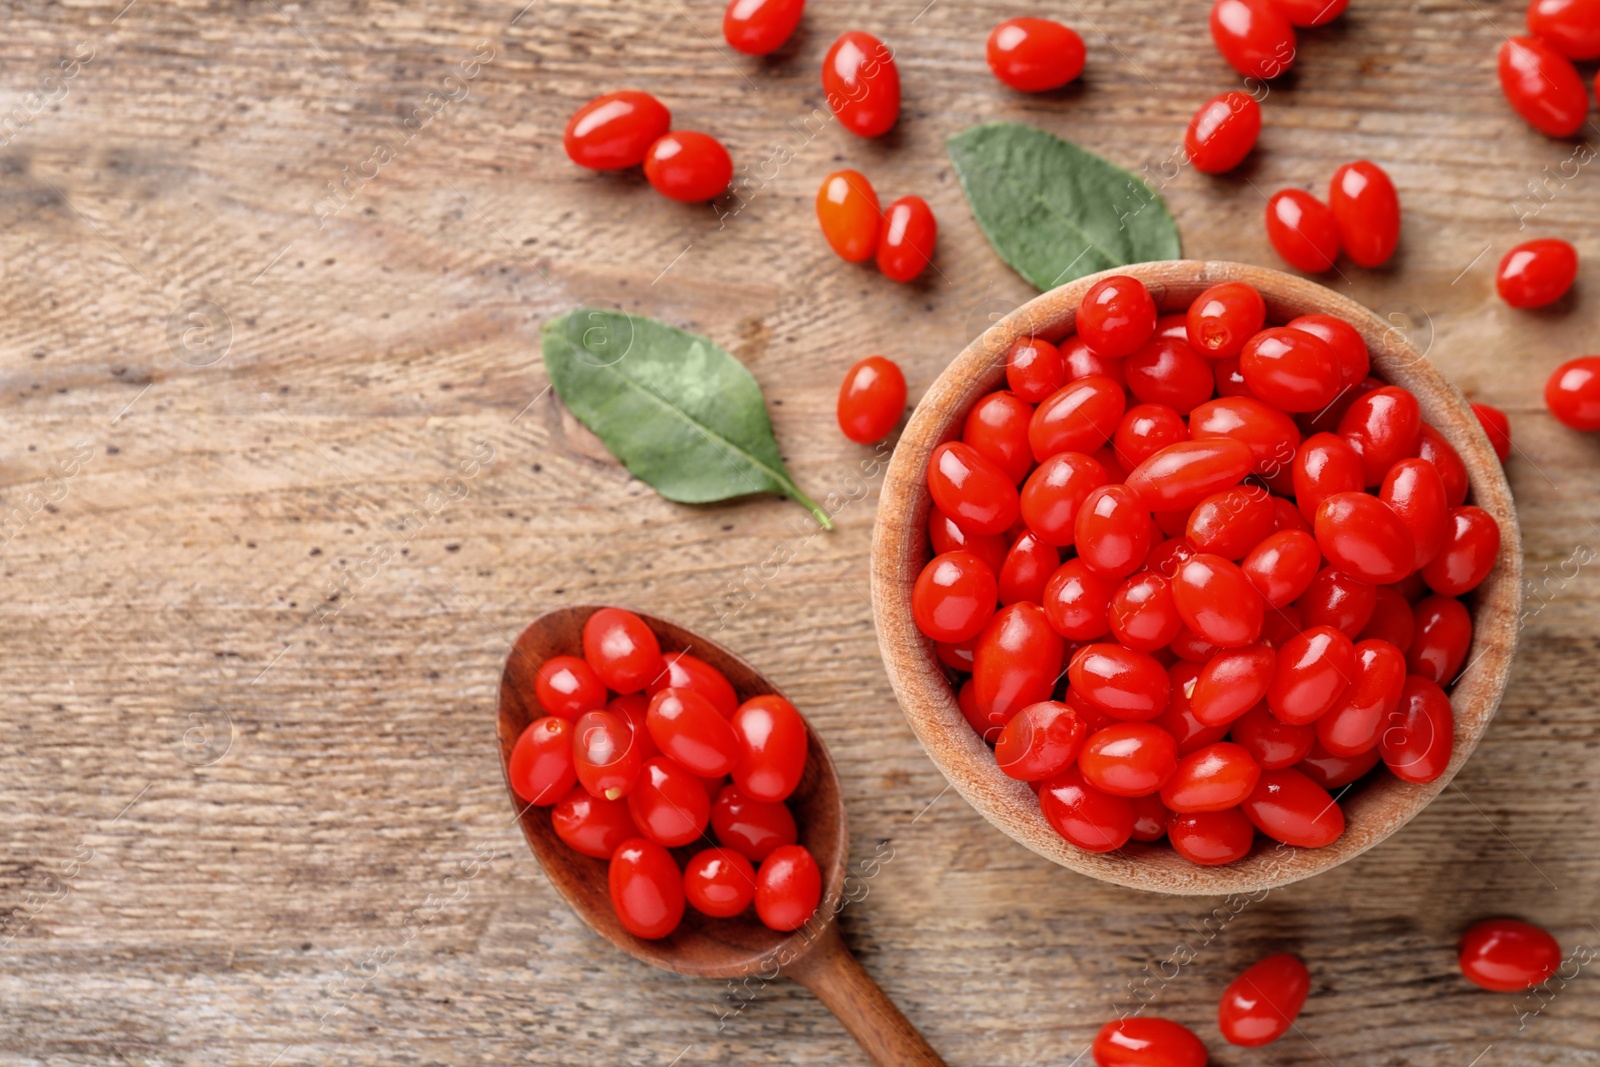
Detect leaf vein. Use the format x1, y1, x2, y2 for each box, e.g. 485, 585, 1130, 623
595, 350, 799, 498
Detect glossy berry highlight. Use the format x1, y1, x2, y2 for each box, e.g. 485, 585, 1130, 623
563, 91, 671, 170
987, 18, 1086, 92
837, 355, 906, 444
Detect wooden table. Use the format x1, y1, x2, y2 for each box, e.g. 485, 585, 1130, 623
1, 1, 1597, 1063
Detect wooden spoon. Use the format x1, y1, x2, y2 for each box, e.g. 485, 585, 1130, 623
496, 604, 946, 1067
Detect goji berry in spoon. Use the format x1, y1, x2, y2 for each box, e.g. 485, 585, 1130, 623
609, 838, 685, 939
510, 717, 578, 804
521, 611, 831, 937
683, 846, 758, 918
754, 844, 822, 931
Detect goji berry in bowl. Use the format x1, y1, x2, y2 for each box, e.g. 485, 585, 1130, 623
871, 260, 1522, 895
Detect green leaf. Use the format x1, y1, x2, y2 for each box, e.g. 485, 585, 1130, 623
541, 309, 832, 529
947, 122, 1182, 291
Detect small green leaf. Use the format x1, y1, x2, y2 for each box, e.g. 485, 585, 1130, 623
947, 122, 1182, 291
542, 309, 832, 529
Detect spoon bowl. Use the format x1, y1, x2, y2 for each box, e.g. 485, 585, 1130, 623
497, 605, 945, 1066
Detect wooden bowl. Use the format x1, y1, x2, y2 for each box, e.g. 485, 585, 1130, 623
871, 260, 1522, 896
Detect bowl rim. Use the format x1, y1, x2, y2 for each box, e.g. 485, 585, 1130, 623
870, 259, 1523, 896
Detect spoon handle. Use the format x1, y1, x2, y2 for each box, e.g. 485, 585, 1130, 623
788, 924, 947, 1067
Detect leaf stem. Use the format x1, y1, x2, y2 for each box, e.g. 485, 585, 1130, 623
785, 481, 834, 531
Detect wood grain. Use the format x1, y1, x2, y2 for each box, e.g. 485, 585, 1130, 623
0, 1, 1597, 1065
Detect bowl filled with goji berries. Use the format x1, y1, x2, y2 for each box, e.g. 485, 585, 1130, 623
871, 259, 1522, 895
